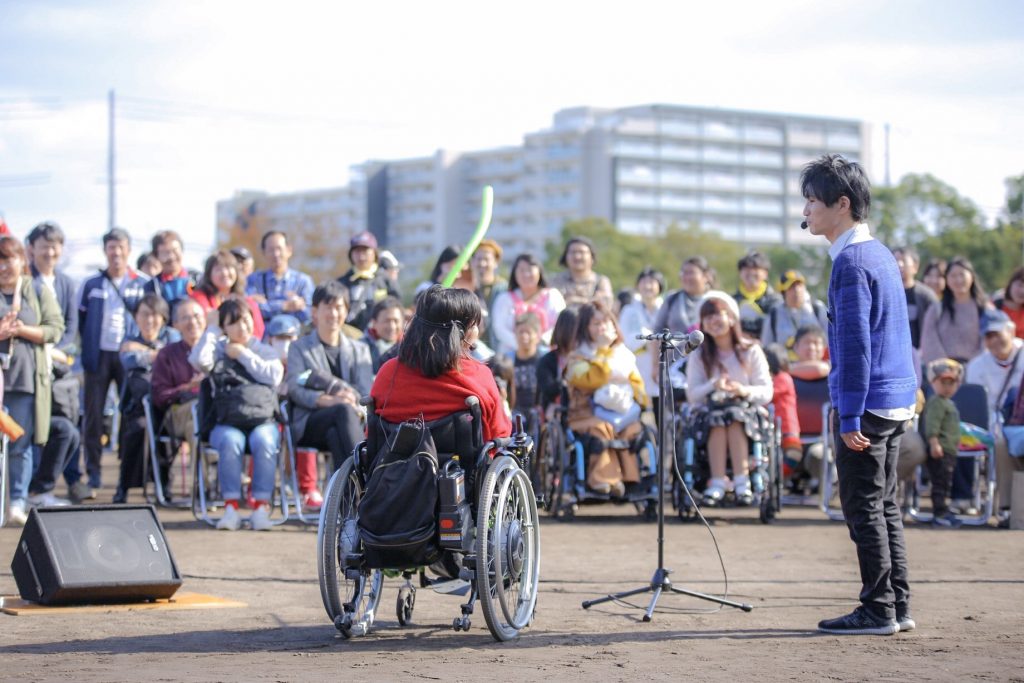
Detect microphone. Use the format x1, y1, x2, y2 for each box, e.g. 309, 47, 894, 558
800, 221, 808, 230
636, 329, 705, 354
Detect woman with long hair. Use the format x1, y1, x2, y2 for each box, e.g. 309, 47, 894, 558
685, 291, 773, 505
921, 258, 947, 299
490, 253, 566, 355
920, 256, 988, 365
995, 266, 1024, 340
191, 250, 265, 339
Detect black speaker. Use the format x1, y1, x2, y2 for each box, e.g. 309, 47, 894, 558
10, 505, 182, 605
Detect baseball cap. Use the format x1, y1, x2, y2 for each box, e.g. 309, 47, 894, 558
778, 270, 806, 293
982, 309, 1014, 335
230, 246, 252, 262
699, 289, 740, 321
350, 231, 378, 251
926, 357, 963, 384
267, 314, 301, 338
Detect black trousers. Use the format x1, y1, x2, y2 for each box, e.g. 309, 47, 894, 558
925, 448, 957, 515
29, 416, 80, 495
834, 411, 910, 621
83, 350, 125, 487
298, 404, 364, 471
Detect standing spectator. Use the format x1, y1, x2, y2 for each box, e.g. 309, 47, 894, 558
144, 230, 195, 314
923, 359, 965, 528
509, 312, 543, 418
733, 250, 781, 339
363, 296, 404, 373
377, 249, 402, 291
993, 267, 1024, 340
191, 250, 265, 340
801, 154, 916, 636
26, 221, 78, 376
892, 246, 939, 350
761, 270, 828, 354
230, 246, 255, 281
337, 231, 400, 331
921, 259, 947, 300
619, 267, 665, 418
1, 237, 64, 525
920, 256, 988, 365
654, 256, 716, 337
491, 253, 566, 356
550, 236, 614, 309
472, 239, 507, 350
78, 228, 147, 494
246, 230, 314, 327
136, 251, 161, 279
416, 245, 475, 296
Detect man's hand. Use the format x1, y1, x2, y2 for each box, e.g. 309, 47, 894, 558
840, 430, 871, 451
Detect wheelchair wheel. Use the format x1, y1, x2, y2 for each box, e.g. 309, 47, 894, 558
476, 455, 541, 642
396, 585, 416, 626
540, 422, 569, 519
317, 460, 383, 636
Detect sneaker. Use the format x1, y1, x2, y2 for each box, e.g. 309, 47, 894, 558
896, 612, 916, 632
302, 489, 323, 510
250, 505, 273, 531
27, 492, 71, 508
216, 506, 241, 531
733, 475, 753, 507
68, 481, 95, 503
703, 479, 727, 506
609, 482, 626, 498
818, 607, 898, 635
7, 499, 29, 527
931, 511, 963, 529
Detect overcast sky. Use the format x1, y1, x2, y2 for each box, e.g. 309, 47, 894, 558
1, 0, 1022, 273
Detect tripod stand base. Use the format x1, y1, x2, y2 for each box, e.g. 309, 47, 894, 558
582, 568, 753, 621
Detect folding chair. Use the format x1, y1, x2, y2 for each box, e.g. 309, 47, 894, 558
786, 377, 832, 508
141, 395, 191, 508
280, 401, 331, 526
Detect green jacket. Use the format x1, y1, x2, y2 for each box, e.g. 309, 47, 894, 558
11, 278, 64, 445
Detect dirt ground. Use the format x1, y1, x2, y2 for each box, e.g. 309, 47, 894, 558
2, 467, 1022, 683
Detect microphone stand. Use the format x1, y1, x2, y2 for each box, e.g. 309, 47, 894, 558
582, 330, 753, 620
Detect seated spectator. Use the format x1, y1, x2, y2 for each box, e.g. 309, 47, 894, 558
686, 291, 773, 506
549, 236, 613, 309
536, 307, 580, 414
267, 314, 301, 367
733, 251, 781, 339
491, 253, 566, 356
151, 298, 207, 485
764, 344, 803, 480
286, 282, 373, 478
337, 231, 401, 331
920, 256, 988, 365
761, 270, 827, 355
246, 230, 314, 327
136, 251, 161, 279
29, 347, 80, 508
472, 239, 507, 350
789, 325, 830, 381
0, 236, 64, 525
619, 267, 665, 418
371, 285, 510, 442
191, 298, 284, 531
921, 258, 947, 300
191, 250, 266, 340
994, 267, 1024, 340
565, 301, 648, 497
363, 296, 404, 373
510, 312, 543, 419
144, 230, 195, 314
114, 293, 179, 503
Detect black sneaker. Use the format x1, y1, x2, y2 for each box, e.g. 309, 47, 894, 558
68, 481, 95, 504
896, 613, 916, 632
818, 607, 898, 635
931, 511, 963, 529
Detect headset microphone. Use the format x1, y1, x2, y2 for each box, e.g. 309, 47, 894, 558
800, 221, 808, 230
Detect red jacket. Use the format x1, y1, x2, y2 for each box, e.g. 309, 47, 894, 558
371, 357, 511, 442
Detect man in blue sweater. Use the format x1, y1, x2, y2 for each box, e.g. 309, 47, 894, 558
802, 154, 918, 636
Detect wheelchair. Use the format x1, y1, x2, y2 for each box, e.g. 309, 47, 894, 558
672, 401, 782, 524
316, 396, 540, 642
534, 385, 659, 521
141, 395, 191, 507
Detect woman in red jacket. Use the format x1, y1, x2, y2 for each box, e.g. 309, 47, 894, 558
191, 250, 265, 340
372, 285, 510, 441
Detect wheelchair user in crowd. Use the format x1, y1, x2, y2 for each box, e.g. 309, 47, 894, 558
565, 301, 649, 497
685, 291, 773, 505
190, 298, 284, 531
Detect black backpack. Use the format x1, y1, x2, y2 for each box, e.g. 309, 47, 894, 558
358, 417, 441, 569
210, 357, 278, 430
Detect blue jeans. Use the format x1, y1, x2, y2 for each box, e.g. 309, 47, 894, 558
210, 422, 280, 502
5, 391, 36, 502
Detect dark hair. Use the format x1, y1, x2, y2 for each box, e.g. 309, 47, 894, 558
763, 343, 790, 376
27, 221, 65, 246
0, 236, 28, 271
636, 266, 666, 294
103, 227, 131, 247
197, 250, 243, 298
151, 230, 182, 253
549, 307, 579, 355
574, 301, 623, 348
891, 245, 919, 266
508, 253, 548, 292
260, 230, 288, 250
681, 256, 717, 289
559, 236, 596, 268
430, 245, 461, 284
398, 285, 481, 378
312, 280, 350, 309
514, 311, 542, 333
922, 258, 946, 280
369, 296, 403, 322
698, 296, 751, 378
794, 324, 826, 346
799, 153, 871, 222
136, 251, 156, 270
940, 256, 987, 321
218, 297, 251, 329
136, 292, 170, 323
1002, 267, 1024, 306
737, 250, 770, 272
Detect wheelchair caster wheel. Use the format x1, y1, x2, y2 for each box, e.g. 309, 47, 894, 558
452, 616, 471, 632
335, 614, 354, 638
397, 586, 416, 626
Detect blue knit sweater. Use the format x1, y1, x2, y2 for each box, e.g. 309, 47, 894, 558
827, 239, 917, 433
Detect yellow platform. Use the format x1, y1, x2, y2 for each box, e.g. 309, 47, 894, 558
0, 592, 247, 616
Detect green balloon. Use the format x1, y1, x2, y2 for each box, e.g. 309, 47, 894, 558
441, 185, 494, 288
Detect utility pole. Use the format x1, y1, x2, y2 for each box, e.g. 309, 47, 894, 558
884, 122, 891, 187
108, 89, 115, 231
